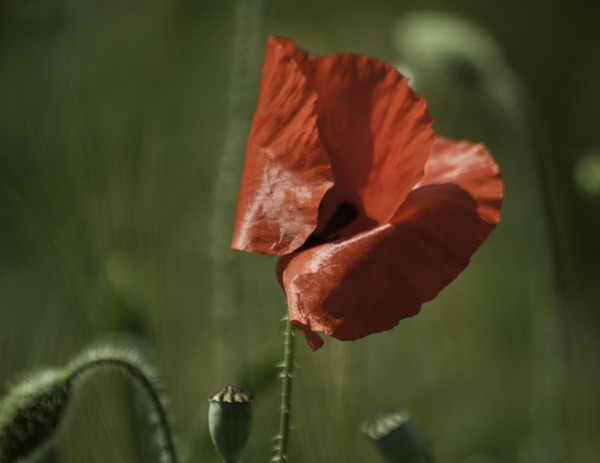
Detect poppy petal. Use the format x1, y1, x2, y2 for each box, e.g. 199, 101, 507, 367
278, 138, 502, 349
299, 51, 435, 231
279, 224, 424, 349
412, 137, 503, 225
232, 37, 334, 255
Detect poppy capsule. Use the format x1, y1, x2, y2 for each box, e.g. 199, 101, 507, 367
208, 384, 253, 463
362, 409, 430, 463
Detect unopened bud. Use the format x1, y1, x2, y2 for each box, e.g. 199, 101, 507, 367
362, 409, 430, 463
0, 369, 71, 463
208, 384, 253, 463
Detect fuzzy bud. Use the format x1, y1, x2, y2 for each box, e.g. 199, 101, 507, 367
0, 369, 71, 463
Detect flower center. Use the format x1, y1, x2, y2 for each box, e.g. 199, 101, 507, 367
302, 202, 359, 248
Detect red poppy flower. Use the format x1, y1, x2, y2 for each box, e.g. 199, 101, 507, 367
232, 36, 503, 350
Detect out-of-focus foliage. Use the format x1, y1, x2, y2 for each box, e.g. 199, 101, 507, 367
1, 0, 598, 462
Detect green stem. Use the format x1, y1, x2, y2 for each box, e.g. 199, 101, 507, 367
274, 318, 296, 463
70, 358, 179, 463
211, 0, 264, 381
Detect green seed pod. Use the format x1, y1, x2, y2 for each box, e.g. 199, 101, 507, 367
208, 384, 253, 463
0, 369, 71, 463
362, 409, 430, 463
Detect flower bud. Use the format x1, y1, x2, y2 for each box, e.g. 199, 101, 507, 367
362, 409, 430, 463
208, 384, 253, 463
0, 369, 71, 463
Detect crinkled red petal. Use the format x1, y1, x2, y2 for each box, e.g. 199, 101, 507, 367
412, 137, 503, 226
278, 138, 503, 350
298, 50, 434, 232
231, 37, 334, 255
232, 36, 434, 254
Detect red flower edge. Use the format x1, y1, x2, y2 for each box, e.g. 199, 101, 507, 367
232, 37, 503, 350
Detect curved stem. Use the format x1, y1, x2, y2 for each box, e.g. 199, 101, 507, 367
274, 318, 296, 463
70, 358, 178, 463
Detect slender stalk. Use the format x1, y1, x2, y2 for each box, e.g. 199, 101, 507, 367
211, 0, 264, 380
396, 16, 566, 460
70, 358, 178, 463
485, 60, 566, 463
273, 318, 296, 463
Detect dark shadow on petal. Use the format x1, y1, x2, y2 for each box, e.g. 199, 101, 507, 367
302, 201, 358, 248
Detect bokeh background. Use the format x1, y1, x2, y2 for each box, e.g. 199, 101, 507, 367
1, 0, 599, 462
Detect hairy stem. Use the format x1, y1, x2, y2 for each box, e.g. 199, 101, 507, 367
274, 318, 296, 463
70, 358, 178, 463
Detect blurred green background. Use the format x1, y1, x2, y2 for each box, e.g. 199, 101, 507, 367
1, 0, 599, 462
